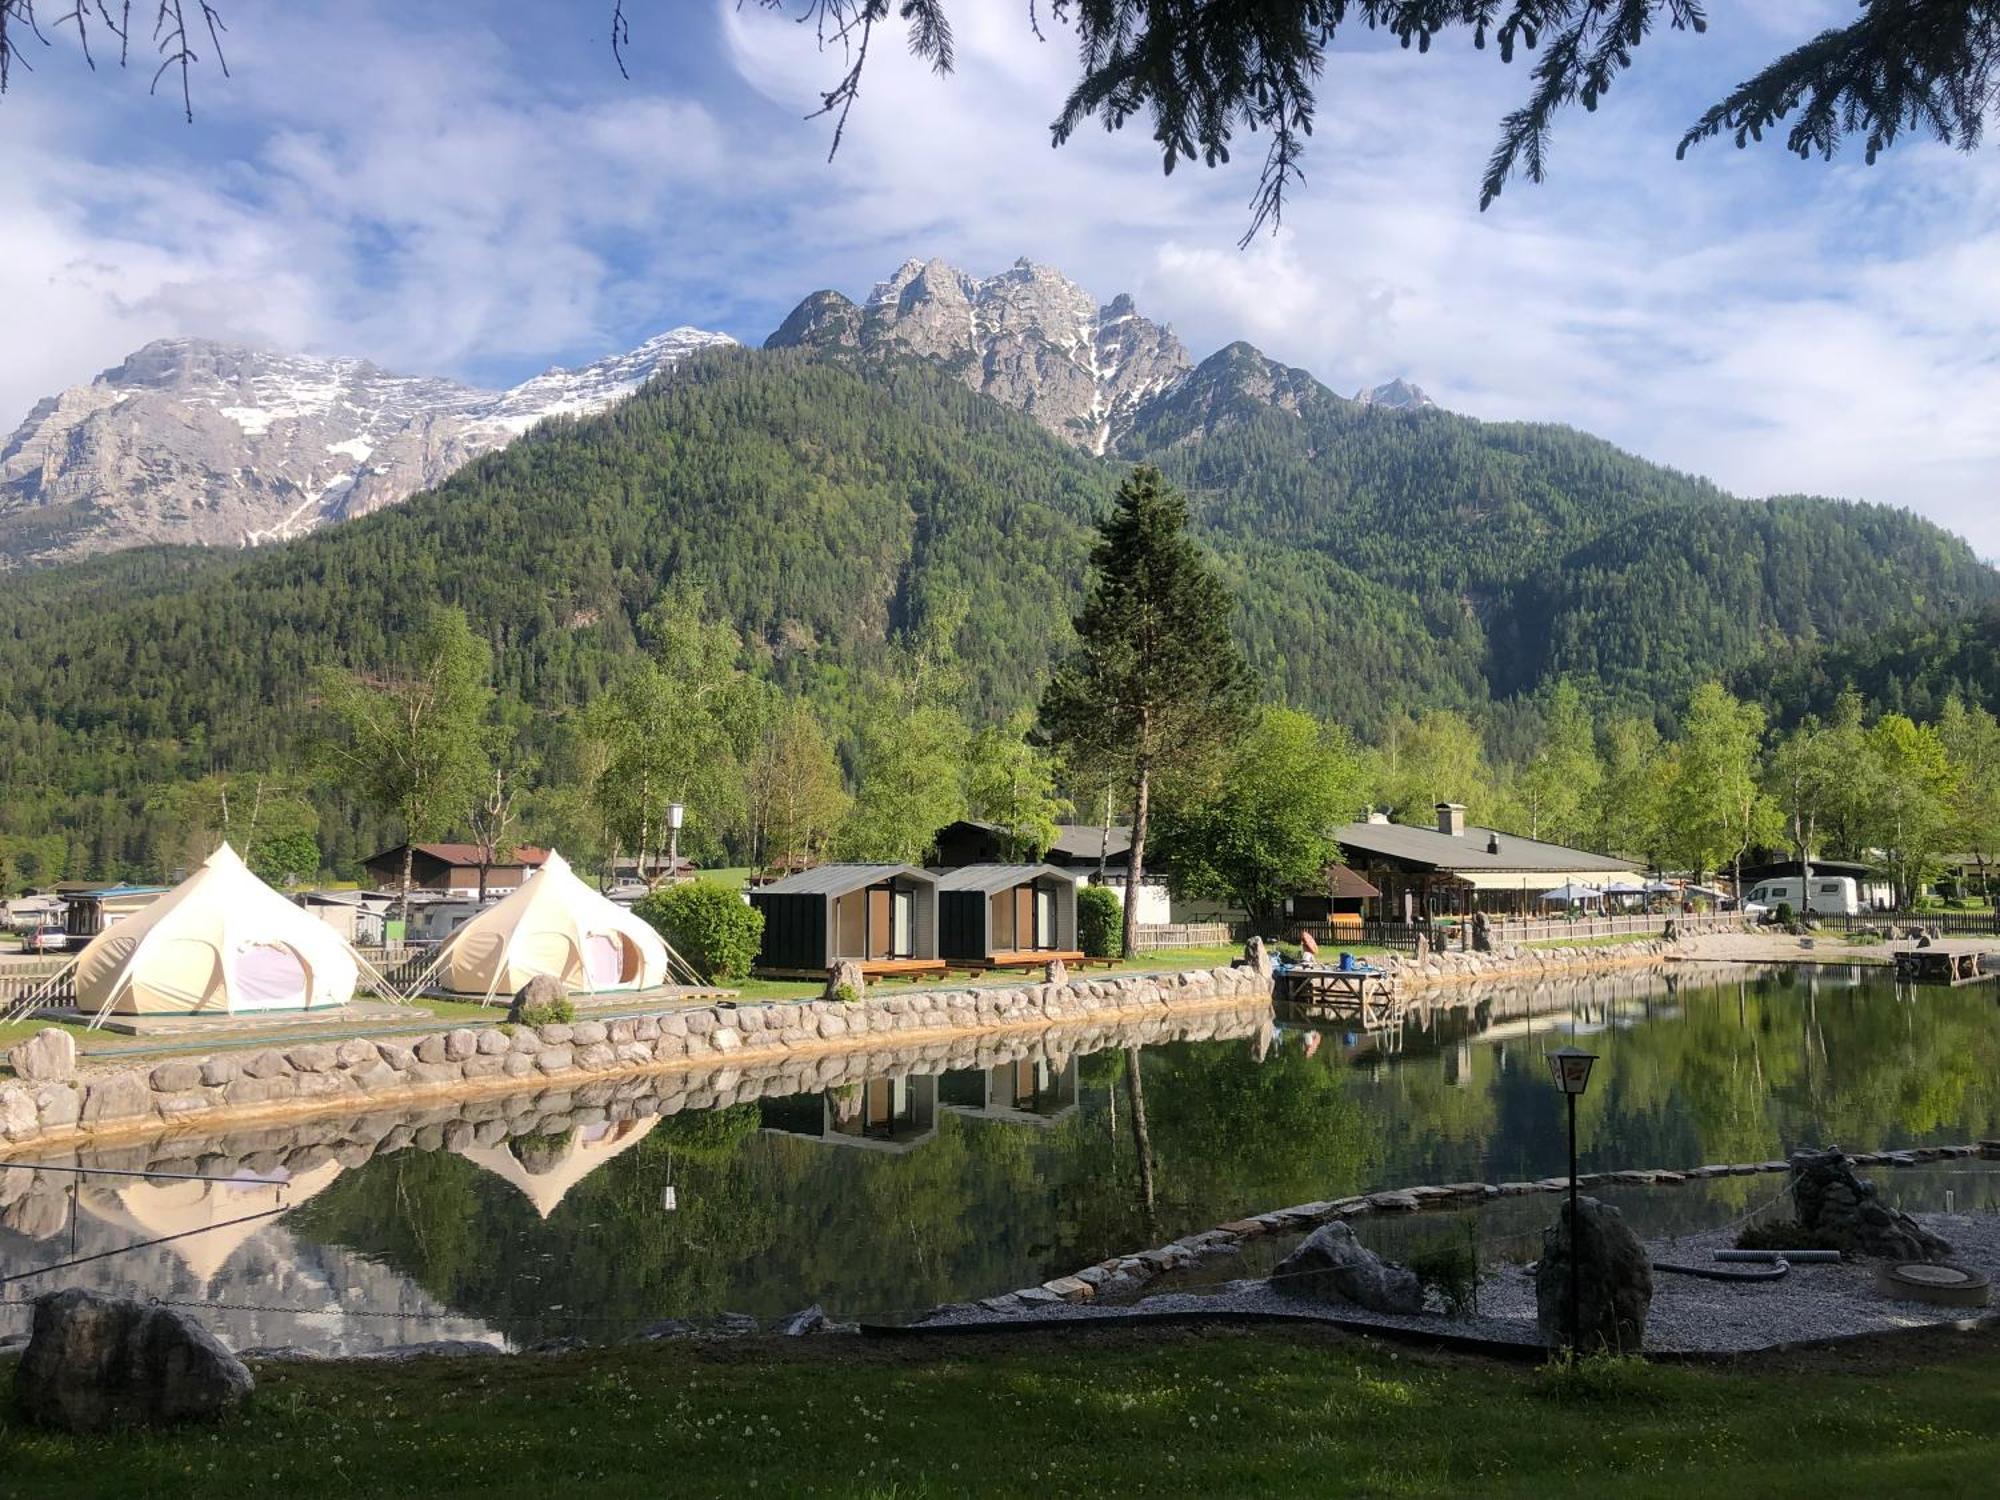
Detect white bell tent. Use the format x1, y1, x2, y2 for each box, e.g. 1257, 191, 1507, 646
76, 1159, 345, 1285
73, 843, 366, 1018
423, 851, 685, 1000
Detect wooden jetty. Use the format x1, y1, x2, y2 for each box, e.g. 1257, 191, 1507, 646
1893, 947, 1991, 986
1275, 964, 1403, 1029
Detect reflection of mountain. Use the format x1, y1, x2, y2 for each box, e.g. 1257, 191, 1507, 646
75, 1160, 344, 1285
0, 1167, 502, 1354
759, 1076, 939, 1153
456, 1118, 659, 1220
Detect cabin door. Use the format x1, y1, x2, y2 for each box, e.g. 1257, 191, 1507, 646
891, 887, 914, 958
1034, 885, 1057, 949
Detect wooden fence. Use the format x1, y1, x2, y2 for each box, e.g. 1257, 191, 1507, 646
1291, 910, 1744, 954
0, 956, 76, 1010
1131, 922, 1241, 952
1826, 910, 2000, 937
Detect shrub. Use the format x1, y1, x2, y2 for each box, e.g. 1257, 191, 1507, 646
516, 991, 574, 1027
635, 882, 765, 982
1077, 883, 1122, 958
1406, 1229, 1480, 1317
1775, 900, 1796, 928
832, 982, 860, 1004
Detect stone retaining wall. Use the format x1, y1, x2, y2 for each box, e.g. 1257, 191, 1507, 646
0, 965, 1272, 1157
947, 1140, 2000, 1319
1374, 935, 1681, 992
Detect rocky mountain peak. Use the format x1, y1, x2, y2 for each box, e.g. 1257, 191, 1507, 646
774, 256, 1191, 456
0, 326, 733, 566
1357, 377, 1435, 411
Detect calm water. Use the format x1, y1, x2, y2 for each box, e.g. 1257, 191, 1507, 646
4, 964, 1998, 1352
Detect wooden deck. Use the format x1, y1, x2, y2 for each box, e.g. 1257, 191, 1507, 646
1275, 965, 1403, 1029
952, 948, 1086, 974
752, 957, 952, 982
1894, 947, 1992, 985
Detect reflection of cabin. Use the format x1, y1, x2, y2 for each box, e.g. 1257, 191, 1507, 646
935, 865, 1080, 968
940, 1056, 1079, 1127
747, 864, 942, 978
757, 1075, 939, 1152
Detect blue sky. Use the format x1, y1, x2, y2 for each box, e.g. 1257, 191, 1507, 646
3, 1, 1997, 556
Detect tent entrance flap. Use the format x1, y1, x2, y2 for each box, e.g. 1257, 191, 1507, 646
234, 943, 310, 1010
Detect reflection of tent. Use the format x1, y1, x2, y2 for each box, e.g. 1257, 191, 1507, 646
74, 844, 362, 1016
427, 852, 677, 999
455, 1117, 658, 1219
76, 1159, 343, 1284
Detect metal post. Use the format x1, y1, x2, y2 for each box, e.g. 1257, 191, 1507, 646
667, 823, 680, 887
1567, 1089, 1580, 1353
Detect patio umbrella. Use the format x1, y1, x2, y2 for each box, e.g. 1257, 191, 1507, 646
1601, 881, 1649, 896
1539, 883, 1604, 904
1642, 880, 1681, 895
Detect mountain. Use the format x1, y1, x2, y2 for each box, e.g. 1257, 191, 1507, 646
0, 327, 734, 565
1735, 600, 2000, 725
2, 332, 1993, 884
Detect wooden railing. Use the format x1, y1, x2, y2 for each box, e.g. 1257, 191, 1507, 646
0, 956, 76, 1010
1826, 910, 2000, 937
1291, 911, 1744, 953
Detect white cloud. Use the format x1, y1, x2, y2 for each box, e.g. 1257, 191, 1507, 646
1, 0, 1997, 562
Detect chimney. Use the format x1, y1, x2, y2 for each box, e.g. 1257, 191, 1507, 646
1366, 808, 1392, 826
1487, 833, 1500, 856
1436, 802, 1467, 838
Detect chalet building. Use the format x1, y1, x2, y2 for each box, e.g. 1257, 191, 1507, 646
930, 820, 1171, 924
748, 864, 942, 978
935, 864, 1080, 968
1336, 804, 1637, 920
361, 843, 549, 896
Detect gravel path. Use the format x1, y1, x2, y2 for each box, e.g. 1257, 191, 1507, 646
913, 1212, 2000, 1355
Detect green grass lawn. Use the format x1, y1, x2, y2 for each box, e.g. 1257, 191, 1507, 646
4, 1324, 1996, 1498
1523, 932, 1664, 951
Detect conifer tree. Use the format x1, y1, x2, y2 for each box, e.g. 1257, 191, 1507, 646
1040, 467, 1252, 957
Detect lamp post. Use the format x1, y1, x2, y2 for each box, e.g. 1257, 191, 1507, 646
1546, 1045, 1598, 1352
666, 802, 685, 886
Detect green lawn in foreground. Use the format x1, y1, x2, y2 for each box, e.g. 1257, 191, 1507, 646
1523, 932, 1666, 951
3, 1325, 1996, 1499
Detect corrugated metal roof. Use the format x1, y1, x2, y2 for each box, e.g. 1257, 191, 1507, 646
1336, 821, 1634, 874
752, 863, 939, 897
935, 864, 1079, 894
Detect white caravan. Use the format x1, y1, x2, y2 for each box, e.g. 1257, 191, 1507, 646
1745, 876, 1861, 917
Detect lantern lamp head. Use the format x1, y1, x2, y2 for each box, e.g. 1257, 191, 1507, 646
1547, 1046, 1598, 1097
667, 802, 685, 831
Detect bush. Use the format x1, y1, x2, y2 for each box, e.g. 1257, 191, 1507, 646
515, 992, 574, 1027
634, 882, 764, 982
1406, 1229, 1480, 1317
1077, 883, 1122, 958
1775, 900, 1796, 928
832, 982, 860, 1004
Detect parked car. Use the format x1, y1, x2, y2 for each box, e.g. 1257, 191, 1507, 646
25, 926, 69, 953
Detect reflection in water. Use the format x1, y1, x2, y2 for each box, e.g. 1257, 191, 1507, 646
3, 964, 1997, 1350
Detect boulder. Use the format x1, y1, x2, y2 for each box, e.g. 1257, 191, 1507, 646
14, 1288, 253, 1430
1268, 1221, 1423, 1314
1044, 957, 1069, 986
1790, 1147, 1951, 1261
778, 1304, 838, 1336
8, 1028, 76, 1084
825, 959, 866, 1001
1535, 1196, 1652, 1353
508, 974, 569, 1024
1243, 936, 1275, 977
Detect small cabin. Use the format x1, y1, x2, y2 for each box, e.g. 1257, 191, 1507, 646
940, 1056, 1080, 1127
748, 864, 941, 977
934, 864, 1080, 968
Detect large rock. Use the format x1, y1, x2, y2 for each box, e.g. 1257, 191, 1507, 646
1243, 936, 1275, 978
8, 1028, 76, 1083
1269, 1221, 1423, 1314
14, 1288, 253, 1430
1535, 1196, 1652, 1353
1790, 1147, 1952, 1261
825, 959, 866, 1001
508, 974, 569, 1024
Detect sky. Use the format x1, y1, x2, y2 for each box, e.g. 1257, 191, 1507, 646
3, 1, 1997, 557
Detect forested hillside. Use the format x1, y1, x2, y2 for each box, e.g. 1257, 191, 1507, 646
1739, 602, 2000, 726
0, 343, 1991, 882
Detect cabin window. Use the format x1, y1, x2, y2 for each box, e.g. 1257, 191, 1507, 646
1035, 885, 1057, 949
891, 887, 914, 957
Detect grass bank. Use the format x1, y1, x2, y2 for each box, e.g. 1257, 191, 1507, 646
4, 1324, 1997, 1498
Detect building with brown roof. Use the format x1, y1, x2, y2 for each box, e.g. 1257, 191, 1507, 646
361, 843, 550, 897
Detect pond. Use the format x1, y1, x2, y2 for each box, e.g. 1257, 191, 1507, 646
4, 963, 1998, 1352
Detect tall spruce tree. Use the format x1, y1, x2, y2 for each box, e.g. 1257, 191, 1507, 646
1040, 467, 1251, 957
